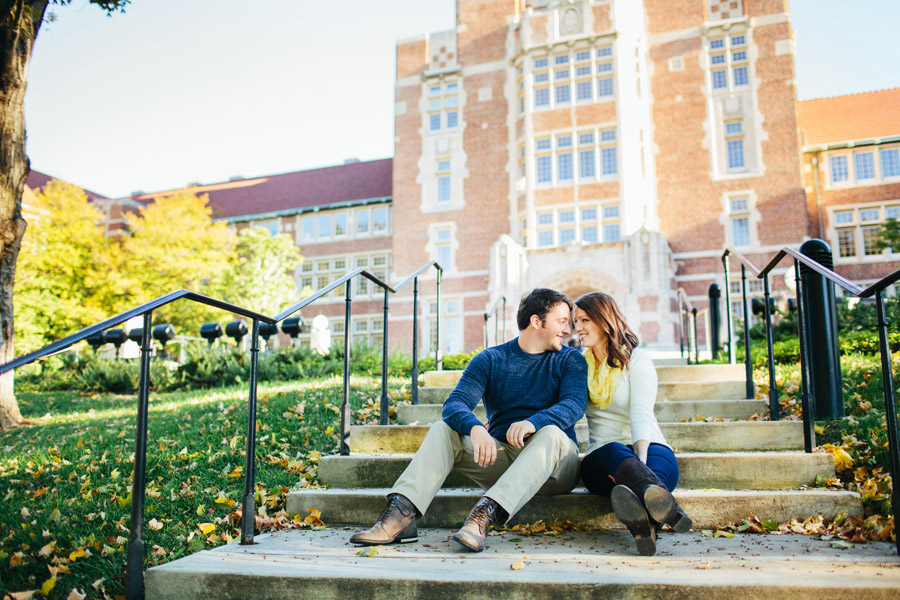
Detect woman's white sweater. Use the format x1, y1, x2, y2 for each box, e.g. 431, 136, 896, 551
584, 347, 670, 454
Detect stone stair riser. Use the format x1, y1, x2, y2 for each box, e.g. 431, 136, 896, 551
422, 364, 747, 387
416, 382, 746, 404
348, 421, 804, 454
317, 452, 834, 490
286, 488, 863, 529
398, 399, 767, 424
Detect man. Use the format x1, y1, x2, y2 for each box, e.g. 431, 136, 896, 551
350, 288, 587, 552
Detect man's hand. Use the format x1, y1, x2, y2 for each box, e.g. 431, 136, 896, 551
470, 425, 497, 467
506, 420, 536, 449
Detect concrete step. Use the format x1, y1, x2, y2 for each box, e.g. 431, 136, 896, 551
416, 381, 746, 404
398, 398, 767, 424
348, 421, 804, 454
286, 488, 863, 530
145, 527, 899, 600
422, 364, 746, 387
317, 451, 834, 490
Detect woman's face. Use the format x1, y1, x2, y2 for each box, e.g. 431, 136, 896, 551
573, 307, 605, 350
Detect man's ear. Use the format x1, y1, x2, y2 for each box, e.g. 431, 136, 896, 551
529, 314, 542, 330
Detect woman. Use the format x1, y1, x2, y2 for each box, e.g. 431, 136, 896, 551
574, 292, 692, 556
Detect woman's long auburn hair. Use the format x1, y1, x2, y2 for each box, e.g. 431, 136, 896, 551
574, 292, 639, 369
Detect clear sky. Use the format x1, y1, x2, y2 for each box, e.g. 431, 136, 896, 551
23, 0, 900, 199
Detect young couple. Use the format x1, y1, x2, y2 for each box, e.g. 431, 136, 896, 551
349, 288, 692, 556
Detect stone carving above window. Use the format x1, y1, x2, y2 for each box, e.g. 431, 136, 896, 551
559, 5, 583, 35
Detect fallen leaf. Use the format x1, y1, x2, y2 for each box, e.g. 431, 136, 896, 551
33, 488, 49, 499
356, 546, 379, 557
148, 518, 163, 531
229, 467, 243, 478
39, 541, 56, 557
40, 576, 57, 596
8, 591, 37, 600
510, 555, 527, 570
714, 530, 733, 538
198, 523, 216, 535
67, 588, 87, 600
69, 548, 87, 561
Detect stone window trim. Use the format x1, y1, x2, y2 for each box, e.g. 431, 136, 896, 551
425, 221, 460, 273
297, 205, 390, 245
829, 202, 900, 264
530, 126, 618, 188
524, 200, 621, 249
718, 190, 761, 250
824, 144, 900, 190
704, 28, 751, 94
522, 41, 615, 113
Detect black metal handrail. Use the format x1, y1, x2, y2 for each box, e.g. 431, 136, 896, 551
675, 288, 705, 364
0, 261, 442, 599
722, 246, 900, 555
483, 295, 506, 349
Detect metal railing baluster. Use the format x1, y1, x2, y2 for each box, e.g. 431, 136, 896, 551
380, 288, 390, 426
741, 264, 753, 399
794, 260, 815, 453
340, 284, 352, 456
762, 273, 779, 420
875, 291, 900, 556
241, 319, 260, 544
411, 277, 419, 405
124, 312, 152, 600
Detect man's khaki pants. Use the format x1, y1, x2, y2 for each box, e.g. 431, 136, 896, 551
390, 420, 581, 521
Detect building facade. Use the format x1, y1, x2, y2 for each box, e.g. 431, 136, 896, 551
390, 0, 809, 353
28, 1, 900, 357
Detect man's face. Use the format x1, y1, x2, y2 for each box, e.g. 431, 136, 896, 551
537, 302, 571, 351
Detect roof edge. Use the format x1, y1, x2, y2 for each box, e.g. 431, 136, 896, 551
214, 196, 392, 223
802, 134, 900, 153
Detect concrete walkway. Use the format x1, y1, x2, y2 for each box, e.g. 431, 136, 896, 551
146, 527, 900, 600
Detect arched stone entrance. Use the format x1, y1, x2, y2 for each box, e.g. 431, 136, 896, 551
538, 268, 626, 304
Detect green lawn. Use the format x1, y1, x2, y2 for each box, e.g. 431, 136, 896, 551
0, 376, 410, 599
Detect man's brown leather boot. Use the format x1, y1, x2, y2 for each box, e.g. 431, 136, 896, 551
452, 496, 508, 552
349, 493, 418, 545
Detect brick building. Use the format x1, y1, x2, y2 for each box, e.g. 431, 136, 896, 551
28, 1, 899, 357
796, 88, 900, 287
390, 0, 810, 353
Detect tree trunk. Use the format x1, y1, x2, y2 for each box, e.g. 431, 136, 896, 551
0, 0, 47, 429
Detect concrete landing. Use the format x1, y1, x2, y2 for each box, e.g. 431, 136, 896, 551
145, 528, 900, 600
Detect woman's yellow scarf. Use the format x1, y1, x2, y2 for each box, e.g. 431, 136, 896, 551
584, 349, 622, 409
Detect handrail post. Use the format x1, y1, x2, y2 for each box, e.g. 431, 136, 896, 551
483, 312, 489, 349
677, 294, 686, 361
125, 312, 152, 600
875, 291, 900, 556
691, 307, 699, 364
722, 255, 735, 364
435, 268, 442, 371
411, 277, 419, 405
340, 284, 352, 455
502, 297, 507, 344
794, 260, 815, 452
379, 288, 390, 426
494, 306, 499, 347
241, 319, 261, 544
762, 273, 779, 420
741, 265, 754, 399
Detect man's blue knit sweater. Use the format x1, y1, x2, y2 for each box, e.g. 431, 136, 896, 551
441, 338, 588, 445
